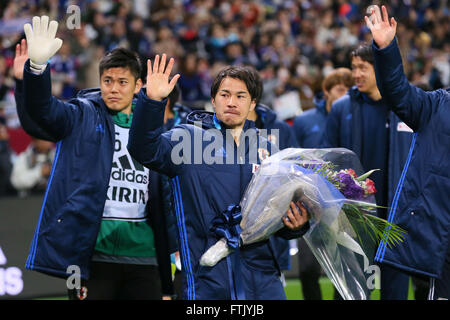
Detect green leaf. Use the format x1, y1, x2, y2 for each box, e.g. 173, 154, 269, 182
356, 169, 380, 181
342, 203, 407, 249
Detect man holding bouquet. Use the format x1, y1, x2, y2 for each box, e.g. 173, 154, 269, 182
128, 59, 310, 300
366, 5, 449, 300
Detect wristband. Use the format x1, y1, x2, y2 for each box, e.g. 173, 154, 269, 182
29, 60, 48, 75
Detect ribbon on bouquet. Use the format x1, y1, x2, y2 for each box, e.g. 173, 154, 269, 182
211, 205, 243, 249
210, 205, 246, 300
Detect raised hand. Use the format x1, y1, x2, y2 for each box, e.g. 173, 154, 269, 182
24, 16, 63, 72
365, 5, 397, 49
14, 39, 28, 80
146, 54, 180, 101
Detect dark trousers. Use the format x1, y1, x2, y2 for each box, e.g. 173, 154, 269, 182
67, 261, 162, 300
173, 270, 183, 300
429, 244, 450, 300
297, 238, 322, 300
412, 276, 429, 300
380, 264, 410, 300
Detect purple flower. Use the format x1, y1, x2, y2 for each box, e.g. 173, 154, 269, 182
337, 172, 365, 200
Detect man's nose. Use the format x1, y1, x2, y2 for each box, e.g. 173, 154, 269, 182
227, 95, 237, 106
111, 81, 120, 92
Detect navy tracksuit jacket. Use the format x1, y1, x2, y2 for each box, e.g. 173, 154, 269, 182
128, 91, 308, 300
292, 94, 328, 148
372, 38, 450, 280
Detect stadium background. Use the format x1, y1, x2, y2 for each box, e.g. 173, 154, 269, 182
0, 0, 448, 299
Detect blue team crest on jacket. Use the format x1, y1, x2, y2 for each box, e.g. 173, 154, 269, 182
310, 124, 320, 133
267, 134, 277, 146
258, 148, 270, 162
214, 146, 227, 157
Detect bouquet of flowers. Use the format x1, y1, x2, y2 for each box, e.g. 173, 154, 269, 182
199, 148, 407, 300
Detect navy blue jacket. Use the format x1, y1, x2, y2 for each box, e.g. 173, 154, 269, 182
21, 61, 174, 294
14, 78, 56, 142
128, 93, 308, 300
372, 39, 450, 278
293, 94, 328, 148
159, 103, 193, 254
254, 104, 298, 270
321, 86, 414, 211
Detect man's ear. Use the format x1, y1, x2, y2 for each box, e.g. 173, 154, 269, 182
211, 97, 216, 110
134, 78, 143, 93
249, 99, 257, 112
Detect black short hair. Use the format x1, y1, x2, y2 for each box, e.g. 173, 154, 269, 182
167, 82, 180, 111
351, 44, 374, 65
99, 48, 142, 80
210, 66, 261, 102
245, 66, 263, 104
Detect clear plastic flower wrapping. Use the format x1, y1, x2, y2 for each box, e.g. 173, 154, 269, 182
200, 148, 379, 300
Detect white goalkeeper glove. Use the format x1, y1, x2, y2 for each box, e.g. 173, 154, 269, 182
24, 16, 63, 74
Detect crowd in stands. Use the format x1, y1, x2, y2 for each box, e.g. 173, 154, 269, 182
0, 0, 448, 197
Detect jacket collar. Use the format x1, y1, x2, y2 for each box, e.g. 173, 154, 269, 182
75, 88, 138, 115
254, 104, 276, 126
349, 85, 384, 105
186, 110, 257, 132
313, 92, 327, 115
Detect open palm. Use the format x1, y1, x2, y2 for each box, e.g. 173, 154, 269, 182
365, 5, 397, 49
146, 54, 180, 101
14, 39, 28, 80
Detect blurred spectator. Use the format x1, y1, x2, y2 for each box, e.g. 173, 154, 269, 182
10, 137, 55, 197
1, 45, 33, 154
293, 67, 353, 148
127, 15, 152, 63
177, 53, 210, 108
153, 25, 185, 60
206, 22, 228, 61
50, 42, 78, 99
225, 40, 249, 65
102, 18, 129, 52
0, 55, 19, 128
0, 56, 10, 101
